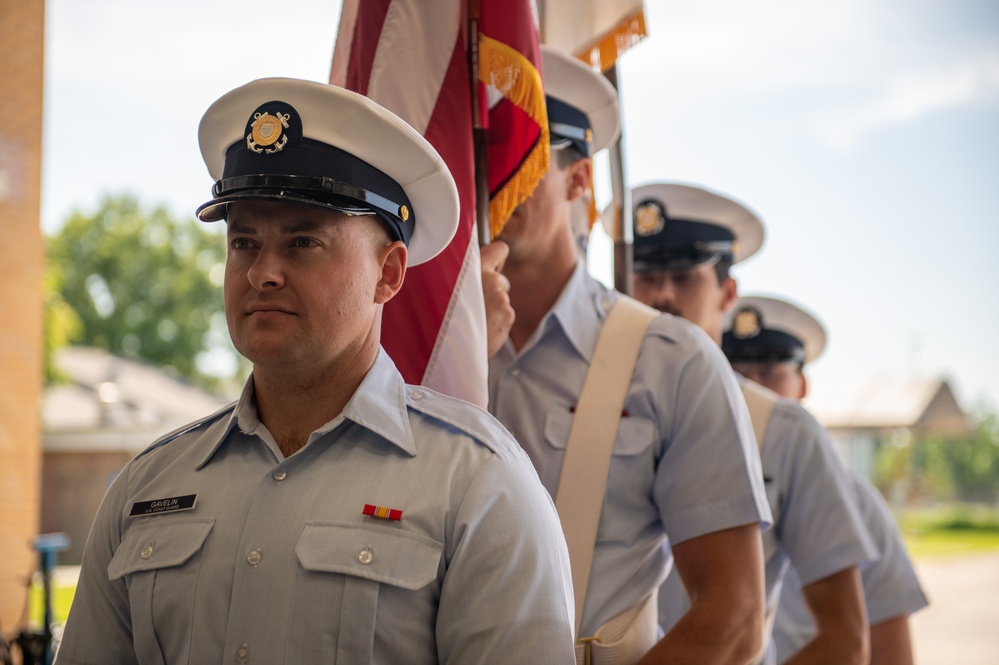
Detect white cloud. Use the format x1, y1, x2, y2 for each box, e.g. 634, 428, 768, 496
815, 51, 999, 151
623, 0, 882, 103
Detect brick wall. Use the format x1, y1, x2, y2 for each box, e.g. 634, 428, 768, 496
0, 0, 46, 637
40, 452, 131, 564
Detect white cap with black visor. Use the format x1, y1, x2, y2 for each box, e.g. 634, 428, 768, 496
630, 183, 764, 272
722, 295, 827, 366
196, 77, 459, 266
541, 45, 620, 157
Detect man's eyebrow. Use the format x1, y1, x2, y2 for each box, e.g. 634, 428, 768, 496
226, 221, 256, 236
226, 219, 326, 236
280, 220, 325, 234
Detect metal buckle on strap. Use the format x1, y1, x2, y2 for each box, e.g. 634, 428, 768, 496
576, 636, 601, 665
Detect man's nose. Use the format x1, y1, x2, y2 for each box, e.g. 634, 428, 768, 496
653, 279, 677, 309
246, 246, 285, 290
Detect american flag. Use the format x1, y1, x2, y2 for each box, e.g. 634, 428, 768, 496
331, 0, 547, 407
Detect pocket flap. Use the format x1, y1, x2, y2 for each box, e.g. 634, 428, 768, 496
544, 409, 655, 456
296, 522, 442, 591
108, 519, 215, 581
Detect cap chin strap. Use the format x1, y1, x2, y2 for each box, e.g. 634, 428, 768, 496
212, 174, 406, 222
727, 346, 806, 365
633, 251, 726, 274
549, 122, 590, 152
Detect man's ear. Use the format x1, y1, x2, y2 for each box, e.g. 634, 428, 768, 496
798, 372, 809, 400
720, 276, 739, 313
567, 157, 592, 202
375, 241, 407, 304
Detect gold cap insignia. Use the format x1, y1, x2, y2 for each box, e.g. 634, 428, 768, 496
399, 205, 410, 222
247, 111, 291, 154
585, 128, 594, 144
635, 202, 665, 237
733, 308, 762, 339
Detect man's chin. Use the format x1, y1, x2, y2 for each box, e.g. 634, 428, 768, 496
235, 339, 298, 368
654, 305, 682, 318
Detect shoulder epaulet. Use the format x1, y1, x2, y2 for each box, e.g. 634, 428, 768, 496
740, 379, 779, 450
404, 387, 510, 455
135, 402, 236, 460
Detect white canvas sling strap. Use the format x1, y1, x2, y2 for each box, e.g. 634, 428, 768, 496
740, 378, 776, 452
554, 295, 658, 641
739, 378, 779, 664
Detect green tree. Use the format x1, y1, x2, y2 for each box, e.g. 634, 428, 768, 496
46, 194, 244, 391
891, 405, 999, 503
43, 259, 82, 384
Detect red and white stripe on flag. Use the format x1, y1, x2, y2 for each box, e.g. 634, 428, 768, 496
332, 0, 488, 408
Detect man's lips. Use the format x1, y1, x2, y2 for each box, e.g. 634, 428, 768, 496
246, 305, 295, 316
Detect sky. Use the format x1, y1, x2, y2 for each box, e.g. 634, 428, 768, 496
42, 0, 999, 415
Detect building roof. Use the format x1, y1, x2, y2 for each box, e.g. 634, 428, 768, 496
43, 346, 232, 452
805, 376, 972, 435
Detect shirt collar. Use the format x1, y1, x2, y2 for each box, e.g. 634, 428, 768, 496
548, 260, 617, 362
196, 349, 416, 468
193, 401, 242, 469
341, 348, 417, 456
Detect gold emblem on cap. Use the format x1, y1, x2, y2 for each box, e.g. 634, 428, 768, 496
733, 308, 762, 339
399, 205, 409, 222
247, 111, 290, 154
585, 128, 594, 144
634, 202, 665, 237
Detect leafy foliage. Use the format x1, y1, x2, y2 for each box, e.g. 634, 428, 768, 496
917, 408, 999, 503
42, 260, 82, 384
45, 194, 244, 391
875, 405, 999, 503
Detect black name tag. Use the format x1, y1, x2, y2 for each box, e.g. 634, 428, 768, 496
129, 494, 197, 517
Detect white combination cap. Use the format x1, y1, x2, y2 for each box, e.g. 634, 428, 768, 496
723, 294, 827, 365
541, 45, 620, 155
630, 182, 765, 271
197, 77, 459, 266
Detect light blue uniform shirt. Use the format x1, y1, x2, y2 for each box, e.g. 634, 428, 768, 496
488, 262, 772, 637
57, 350, 576, 665
659, 379, 880, 664
773, 472, 929, 663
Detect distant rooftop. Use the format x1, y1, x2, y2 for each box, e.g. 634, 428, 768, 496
43, 346, 232, 452
806, 376, 971, 436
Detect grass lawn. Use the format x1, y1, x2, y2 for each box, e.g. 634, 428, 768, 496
903, 527, 999, 558
900, 504, 999, 559
25, 576, 76, 631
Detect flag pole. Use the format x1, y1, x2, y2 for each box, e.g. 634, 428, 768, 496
469, 0, 491, 246
603, 64, 633, 296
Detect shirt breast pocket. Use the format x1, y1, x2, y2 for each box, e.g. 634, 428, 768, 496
545, 409, 657, 542
286, 521, 444, 663
108, 518, 215, 665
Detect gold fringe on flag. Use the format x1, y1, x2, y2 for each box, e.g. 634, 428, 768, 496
574, 8, 648, 230
588, 190, 599, 230
478, 34, 550, 240
575, 9, 648, 73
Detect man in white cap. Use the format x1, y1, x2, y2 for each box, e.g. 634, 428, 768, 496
628, 183, 879, 665
56, 77, 576, 665
481, 47, 772, 664
723, 296, 827, 400
723, 295, 929, 665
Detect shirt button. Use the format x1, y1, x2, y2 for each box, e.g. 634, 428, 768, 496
140, 543, 154, 559
273, 469, 287, 481
510, 368, 521, 377
246, 549, 262, 566
408, 390, 424, 401
358, 547, 374, 565
235, 644, 250, 663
